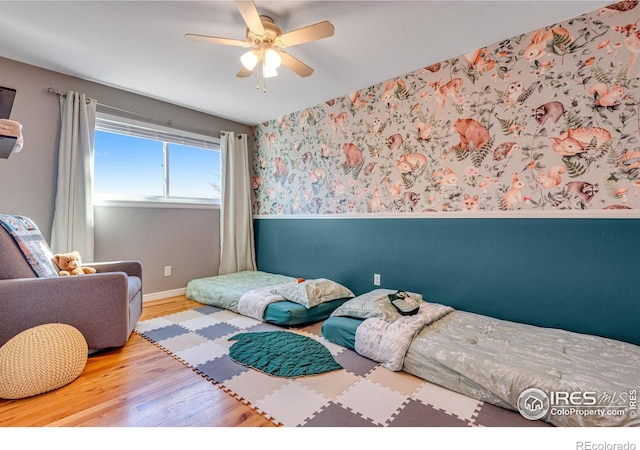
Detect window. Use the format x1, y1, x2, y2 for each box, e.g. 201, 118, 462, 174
94, 114, 221, 206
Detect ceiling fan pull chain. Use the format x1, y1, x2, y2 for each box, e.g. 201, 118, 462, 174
259, 60, 267, 93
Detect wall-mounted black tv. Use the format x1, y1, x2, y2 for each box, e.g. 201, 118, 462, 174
0, 86, 16, 119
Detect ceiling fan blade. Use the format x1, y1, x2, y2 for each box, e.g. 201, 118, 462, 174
279, 51, 314, 78
277, 21, 335, 47
235, 0, 265, 36
184, 33, 250, 47
236, 66, 255, 78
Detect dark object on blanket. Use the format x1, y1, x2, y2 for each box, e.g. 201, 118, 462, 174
388, 290, 420, 316
228, 331, 342, 377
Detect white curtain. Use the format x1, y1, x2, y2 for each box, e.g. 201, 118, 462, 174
218, 131, 257, 274
50, 91, 97, 261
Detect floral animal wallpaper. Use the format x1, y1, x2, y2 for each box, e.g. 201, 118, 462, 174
252, 1, 640, 215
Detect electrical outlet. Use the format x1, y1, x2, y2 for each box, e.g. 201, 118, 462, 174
373, 273, 381, 286
164, 266, 172, 277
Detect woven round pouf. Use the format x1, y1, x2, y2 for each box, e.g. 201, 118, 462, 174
0, 323, 88, 399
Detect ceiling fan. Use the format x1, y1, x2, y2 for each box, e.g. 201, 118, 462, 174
185, 1, 335, 90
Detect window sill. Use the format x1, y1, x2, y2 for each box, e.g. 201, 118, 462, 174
93, 196, 220, 210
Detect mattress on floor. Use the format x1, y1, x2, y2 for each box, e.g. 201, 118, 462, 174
264, 297, 350, 326
321, 309, 640, 427
186, 270, 351, 326
186, 270, 296, 312
403, 310, 640, 427
321, 316, 360, 350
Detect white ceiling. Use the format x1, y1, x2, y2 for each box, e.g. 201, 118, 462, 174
0, 1, 612, 125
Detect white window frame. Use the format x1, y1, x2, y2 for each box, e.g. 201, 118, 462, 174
93, 113, 221, 209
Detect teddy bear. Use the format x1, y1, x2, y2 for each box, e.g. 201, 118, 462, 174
52, 251, 97, 276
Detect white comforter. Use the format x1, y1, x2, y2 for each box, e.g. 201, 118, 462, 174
354, 302, 453, 371
236, 284, 290, 320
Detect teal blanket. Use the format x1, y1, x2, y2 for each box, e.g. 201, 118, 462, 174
228, 331, 342, 377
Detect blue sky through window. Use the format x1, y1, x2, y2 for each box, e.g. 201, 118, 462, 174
94, 130, 220, 199
169, 143, 221, 199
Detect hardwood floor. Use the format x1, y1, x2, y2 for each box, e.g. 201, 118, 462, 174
0, 296, 276, 427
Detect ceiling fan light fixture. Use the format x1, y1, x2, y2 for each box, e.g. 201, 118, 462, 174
240, 50, 259, 70
263, 64, 278, 78
186, 1, 335, 89
264, 48, 282, 70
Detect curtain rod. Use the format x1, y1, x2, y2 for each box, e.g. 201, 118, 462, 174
47, 87, 93, 105
45, 87, 221, 139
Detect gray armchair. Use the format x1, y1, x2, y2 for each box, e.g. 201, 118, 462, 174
0, 220, 142, 352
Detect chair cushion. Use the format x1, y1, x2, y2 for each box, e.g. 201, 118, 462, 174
0, 323, 88, 399
128, 276, 142, 300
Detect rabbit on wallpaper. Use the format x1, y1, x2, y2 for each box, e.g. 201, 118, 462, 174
524, 26, 571, 61
432, 166, 459, 187
381, 80, 397, 103
503, 173, 525, 209
368, 185, 383, 212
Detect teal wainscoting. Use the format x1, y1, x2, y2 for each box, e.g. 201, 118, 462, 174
254, 217, 640, 345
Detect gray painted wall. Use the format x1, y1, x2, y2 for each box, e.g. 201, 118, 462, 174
0, 56, 252, 294
94, 206, 219, 294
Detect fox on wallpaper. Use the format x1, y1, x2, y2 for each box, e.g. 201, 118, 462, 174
253, 1, 640, 215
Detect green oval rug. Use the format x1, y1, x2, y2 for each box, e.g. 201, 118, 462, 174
228, 331, 342, 377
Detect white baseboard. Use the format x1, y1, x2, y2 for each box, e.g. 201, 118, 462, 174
143, 287, 187, 302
